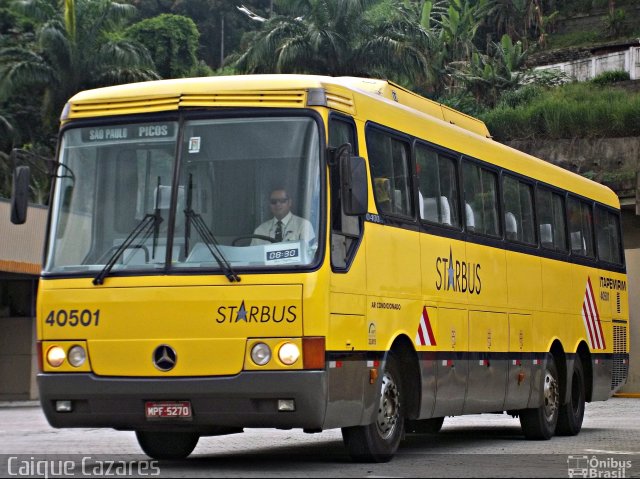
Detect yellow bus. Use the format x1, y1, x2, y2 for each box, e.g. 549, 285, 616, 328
11, 75, 629, 462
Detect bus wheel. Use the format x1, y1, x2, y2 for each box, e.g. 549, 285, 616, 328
405, 417, 444, 434
519, 354, 560, 440
557, 356, 585, 436
135, 431, 199, 460
341, 353, 405, 462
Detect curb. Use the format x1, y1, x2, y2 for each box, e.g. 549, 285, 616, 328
0, 401, 39, 408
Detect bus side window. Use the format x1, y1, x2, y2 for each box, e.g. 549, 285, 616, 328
503, 174, 535, 245
415, 143, 459, 227
536, 186, 568, 252
329, 116, 362, 270
551, 192, 568, 252
568, 196, 595, 258
366, 127, 413, 218
595, 206, 623, 265
462, 160, 499, 237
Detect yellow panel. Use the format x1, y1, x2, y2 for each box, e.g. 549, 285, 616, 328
366, 297, 421, 351
436, 308, 468, 352
440, 104, 491, 137
88, 338, 245, 376
421, 234, 468, 306
329, 292, 366, 316
39, 284, 302, 342
506, 250, 542, 310
469, 311, 508, 352
596, 268, 629, 321
508, 314, 533, 353
542, 258, 576, 313
365, 224, 420, 297
327, 314, 368, 351
465, 242, 507, 309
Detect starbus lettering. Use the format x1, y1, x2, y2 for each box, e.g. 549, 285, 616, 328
435, 247, 481, 294
216, 300, 297, 324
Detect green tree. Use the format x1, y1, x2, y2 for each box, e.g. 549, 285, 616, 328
432, 0, 489, 61
233, 0, 431, 84
0, 0, 158, 132
127, 13, 200, 78
456, 34, 527, 107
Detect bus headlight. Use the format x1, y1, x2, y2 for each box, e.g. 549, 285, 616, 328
47, 346, 66, 368
68, 345, 86, 367
251, 343, 271, 366
278, 342, 300, 365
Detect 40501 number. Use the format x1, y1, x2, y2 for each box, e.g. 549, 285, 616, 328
45, 309, 101, 327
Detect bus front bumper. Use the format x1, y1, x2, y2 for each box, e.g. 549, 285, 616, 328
37, 371, 328, 433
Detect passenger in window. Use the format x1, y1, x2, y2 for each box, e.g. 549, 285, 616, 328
251, 187, 315, 245
374, 177, 392, 213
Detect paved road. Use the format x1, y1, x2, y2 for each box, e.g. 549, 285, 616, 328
1, 399, 639, 477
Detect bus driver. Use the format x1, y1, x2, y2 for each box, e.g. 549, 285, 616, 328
251, 187, 315, 245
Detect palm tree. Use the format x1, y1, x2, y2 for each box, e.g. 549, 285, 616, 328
233, 0, 431, 84
0, 0, 159, 131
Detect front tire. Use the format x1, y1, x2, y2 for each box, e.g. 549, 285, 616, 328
136, 431, 199, 460
519, 354, 560, 440
557, 356, 586, 436
342, 352, 405, 462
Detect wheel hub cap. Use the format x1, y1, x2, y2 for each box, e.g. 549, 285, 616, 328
376, 372, 400, 440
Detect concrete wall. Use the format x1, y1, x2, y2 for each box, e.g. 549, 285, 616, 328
535, 46, 640, 81
0, 317, 36, 400
625, 249, 640, 391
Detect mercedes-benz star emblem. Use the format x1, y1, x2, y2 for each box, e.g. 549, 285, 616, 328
153, 345, 177, 372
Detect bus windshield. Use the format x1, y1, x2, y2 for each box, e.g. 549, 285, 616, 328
45, 115, 322, 275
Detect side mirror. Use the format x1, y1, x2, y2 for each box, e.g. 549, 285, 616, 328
337, 145, 368, 216
11, 166, 30, 225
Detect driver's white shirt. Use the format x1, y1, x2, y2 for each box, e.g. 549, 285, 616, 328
251, 212, 315, 245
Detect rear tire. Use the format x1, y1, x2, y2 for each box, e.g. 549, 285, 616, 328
557, 356, 585, 436
406, 417, 444, 434
342, 352, 405, 462
136, 431, 199, 460
519, 354, 560, 440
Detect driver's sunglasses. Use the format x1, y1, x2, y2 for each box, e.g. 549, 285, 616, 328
270, 198, 289, 205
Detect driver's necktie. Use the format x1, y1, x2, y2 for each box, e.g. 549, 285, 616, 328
275, 220, 283, 242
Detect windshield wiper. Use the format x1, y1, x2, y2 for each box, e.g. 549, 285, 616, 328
92, 212, 161, 285
184, 174, 240, 282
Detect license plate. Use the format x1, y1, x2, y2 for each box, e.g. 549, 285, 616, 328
145, 401, 192, 419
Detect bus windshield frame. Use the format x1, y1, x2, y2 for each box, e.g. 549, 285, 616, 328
44, 110, 326, 278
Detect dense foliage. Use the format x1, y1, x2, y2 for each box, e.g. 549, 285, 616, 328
482, 82, 640, 141
0, 0, 638, 201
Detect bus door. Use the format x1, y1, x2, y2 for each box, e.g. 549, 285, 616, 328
326, 115, 369, 427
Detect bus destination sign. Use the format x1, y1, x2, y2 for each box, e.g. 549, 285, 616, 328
82, 123, 175, 142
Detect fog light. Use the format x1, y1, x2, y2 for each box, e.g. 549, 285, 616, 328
278, 342, 300, 365
251, 343, 271, 366
68, 345, 86, 367
47, 346, 66, 368
278, 399, 295, 412
55, 400, 72, 412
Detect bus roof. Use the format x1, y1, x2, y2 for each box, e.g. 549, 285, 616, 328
65, 74, 619, 209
